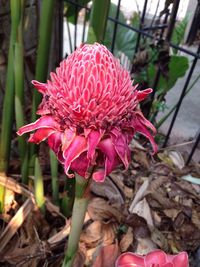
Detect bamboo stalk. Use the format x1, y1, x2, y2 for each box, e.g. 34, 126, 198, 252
87, 0, 110, 43
0, 0, 23, 212
34, 157, 45, 214
31, 0, 56, 122
50, 150, 59, 205
14, 0, 29, 184
0, 0, 20, 172
29, 0, 56, 168
29, 0, 57, 211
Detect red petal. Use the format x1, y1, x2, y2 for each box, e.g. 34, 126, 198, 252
135, 111, 156, 134
96, 138, 120, 182
17, 116, 59, 136
63, 136, 87, 177
111, 128, 130, 169
71, 152, 89, 178
115, 252, 145, 267
131, 112, 158, 154
162, 264, 173, 267
145, 250, 167, 266
137, 88, 152, 102
32, 80, 47, 94
170, 252, 188, 267
92, 169, 105, 182
48, 132, 62, 155
28, 128, 56, 144
87, 130, 104, 160
62, 128, 76, 151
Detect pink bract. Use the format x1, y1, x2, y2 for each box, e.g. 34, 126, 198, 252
17, 43, 157, 182
115, 250, 189, 267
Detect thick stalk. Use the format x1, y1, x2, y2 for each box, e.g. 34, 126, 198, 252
0, 0, 20, 172
14, 0, 28, 184
30, 0, 55, 165
50, 150, 59, 205
0, 0, 22, 213
32, 0, 55, 120
34, 157, 45, 214
29, 0, 56, 204
61, 178, 75, 218
62, 174, 89, 267
87, 0, 110, 43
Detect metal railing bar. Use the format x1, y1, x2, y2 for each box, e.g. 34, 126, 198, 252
74, 0, 78, 50
108, 17, 200, 59
163, 44, 200, 147
142, 24, 168, 31
111, 0, 121, 53
186, 129, 200, 165
149, 0, 180, 118
82, 8, 88, 43
65, 0, 90, 11
134, 0, 148, 55
64, 0, 200, 59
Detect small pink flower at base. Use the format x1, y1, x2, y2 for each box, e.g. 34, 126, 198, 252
115, 250, 189, 267
17, 43, 157, 182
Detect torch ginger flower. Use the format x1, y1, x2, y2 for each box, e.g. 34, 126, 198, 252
115, 250, 189, 267
17, 43, 157, 182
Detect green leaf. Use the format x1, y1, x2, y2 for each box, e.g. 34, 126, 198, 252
171, 16, 188, 54
87, 0, 110, 43
148, 55, 189, 95
104, 3, 137, 60
64, 0, 91, 24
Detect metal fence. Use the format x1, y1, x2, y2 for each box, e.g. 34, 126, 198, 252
64, 0, 200, 164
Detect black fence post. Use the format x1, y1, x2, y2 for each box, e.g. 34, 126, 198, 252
163, 44, 200, 147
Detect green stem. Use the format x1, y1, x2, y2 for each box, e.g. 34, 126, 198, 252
87, 0, 110, 43
62, 174, 89, 267
32, 0, 55, 119
30, 0, 55, 167
0, 0, 20, 172
61, 178, 75, 218
14, 0, 29, 184
34, 157, 45, 214
50, 150, 59, 205
0, 0, 23, 213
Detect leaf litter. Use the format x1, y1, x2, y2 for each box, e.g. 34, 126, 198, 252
0, 144, 200, 266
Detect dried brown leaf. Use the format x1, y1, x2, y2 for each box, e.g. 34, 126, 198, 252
102, 222, 118, 246
125, 214, 150, 239
91, 176, 125, 207
191, 209, 200, 229
135, 237, 157, 255
119, 227, 133, 252
150, 188, 177, 209
92, 243, 120, 267
73, 250, 85, 267
0, 198, 34, 253
163, 209, 181, 221
149, 176, 169, 192
151, 228, 169, 251
88, 198, 123, 223
168, 151, 185, 170
133, 150, 150, 169
130, 198, 154, 227
81, 221, 102, 248
129, 179, 149, 211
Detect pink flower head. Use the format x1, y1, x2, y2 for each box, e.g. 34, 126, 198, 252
115, 250, 189, 267
17, 43, 157, 182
